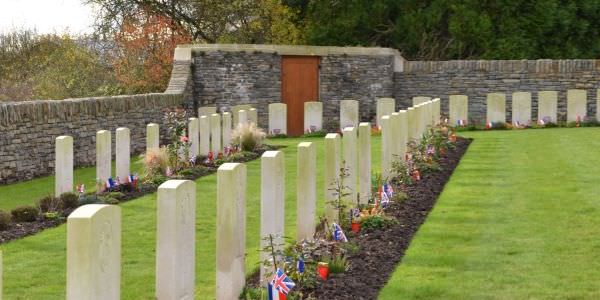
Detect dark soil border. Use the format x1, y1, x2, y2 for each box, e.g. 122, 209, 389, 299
298, 137, 472, 299
0, 145, 282, 245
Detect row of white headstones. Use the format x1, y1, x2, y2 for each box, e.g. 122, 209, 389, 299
427, 89, 597, 125
13, 99, 435, 299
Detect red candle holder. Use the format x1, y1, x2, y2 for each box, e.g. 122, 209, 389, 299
351, 222, 361, 233
317, 262, 329, 280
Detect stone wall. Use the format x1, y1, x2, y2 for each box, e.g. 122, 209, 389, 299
0, 50, 191, 184
0, 94, 183, 184
394, 60, 600, 123
319, 55, 394, 129
192, 51, 281, 128
189, 45, 398, 130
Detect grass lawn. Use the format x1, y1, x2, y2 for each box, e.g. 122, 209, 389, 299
380, 128, 600, 299
0, 136, 382, 299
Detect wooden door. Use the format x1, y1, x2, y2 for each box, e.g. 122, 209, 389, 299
281, 56, 319, 136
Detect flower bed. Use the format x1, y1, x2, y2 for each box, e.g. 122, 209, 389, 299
242, 125, 471, 299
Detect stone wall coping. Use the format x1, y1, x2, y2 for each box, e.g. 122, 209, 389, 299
177, 44, 406, 71
405, 59, 600, 73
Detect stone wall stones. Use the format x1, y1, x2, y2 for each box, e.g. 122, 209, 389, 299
395, 60, 600, 123
0, 94, 184, 184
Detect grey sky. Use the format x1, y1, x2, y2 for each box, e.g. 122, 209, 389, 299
0, 0, 95, 34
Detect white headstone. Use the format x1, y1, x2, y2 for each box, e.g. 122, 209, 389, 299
398, 110, 408, 159
537, 91, 558, 123
198, 106, 217, 118
156, 180, 196, 300
343, 126, 358, 205
188, 118, 199, 157
248, 108, 258, 125
222, 112, 232, 148
304, 101, 323, 133
296, 142, 316, 241
210, 113, 222, 153
413, 104, 422, 140
567, 89, 587, 122
199, 116, 210, 156
55, 135, 73, 197
390, 112, 401, 162
380, 116, 392, 179
340, 99, 359, 130
268, 103, 287, 135
232, 104, 252, 127
376, 98, 395, 128
238, 110, 248, 127
324, 133, 341, 222
407, 107, 415, 141
67, 204, 121, 300
115, 128, 130, 182
433, 98, 441, 125
449, 95, 468, 126
260, 151, 285, 284
216, 163, 246, 300
146, 123, 160, 152
358, 123, 371, 205
96, 130, 111, 183
413, 96, 431, 106
487, 93, 506, 124
512, 92, 532, 125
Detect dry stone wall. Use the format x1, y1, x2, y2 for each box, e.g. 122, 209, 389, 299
0, 94, 183, 184
395, 60, 600, 123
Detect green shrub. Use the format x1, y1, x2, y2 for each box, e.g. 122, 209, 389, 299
100, 197, 119, 205
146, 174, 168, 186
393, 191, 408, 203
301, 130, 327, 138
360, 215, 398, 231
11, 205, 39, 222
79, 194, 101, 205
0, 210, 11, 230
59, 192, 80, 210
38, 195, 60, 212
106, 192, 125, 200
43, 212, 60, 220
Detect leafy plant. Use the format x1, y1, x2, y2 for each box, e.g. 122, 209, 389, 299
43, 212, 60, 220
11, 205, 39, 222
232, 122, 266, 151
0, 210, 11, 230
38, 195, 60, 213
327, 162, 351, 226
360, 215, 398, 232
59, 192, 80, 210
322, 254, 348, 274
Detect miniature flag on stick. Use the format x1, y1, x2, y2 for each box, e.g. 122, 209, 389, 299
332, 223, 348, 242
486, 121, 493, 129
268, 268, 295, 300
105, 177, 117, 189
297, 258, 305, 274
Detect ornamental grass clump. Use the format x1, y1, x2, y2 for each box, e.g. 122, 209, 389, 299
232, 122, 266, 151
143, 147, 169, 178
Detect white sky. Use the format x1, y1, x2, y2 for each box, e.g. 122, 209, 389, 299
0, 0, 96, 34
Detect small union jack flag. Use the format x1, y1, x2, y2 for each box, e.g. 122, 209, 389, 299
269, 268, 295, 298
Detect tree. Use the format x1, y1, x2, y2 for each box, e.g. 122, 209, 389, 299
87, 0, 305, 44
0, 30, 118, 101
112, 8, 192, 93
302, 0, 600, 60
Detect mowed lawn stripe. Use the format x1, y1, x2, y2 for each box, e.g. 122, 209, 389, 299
0, 136, 381, 299
379, 128, 600, 299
